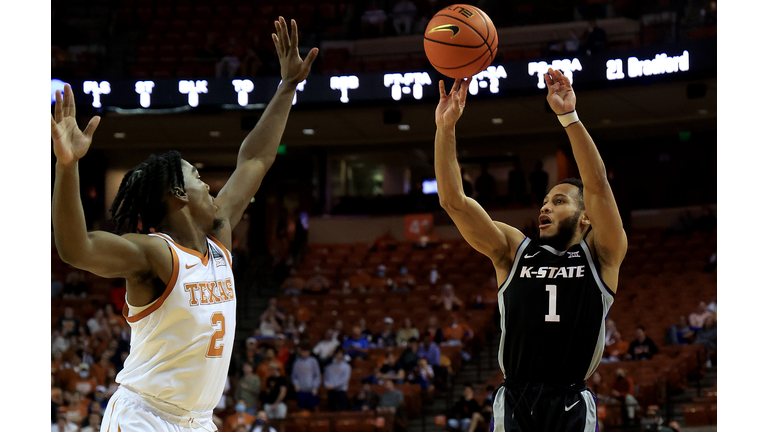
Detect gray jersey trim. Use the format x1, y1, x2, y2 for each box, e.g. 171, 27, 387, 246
497, 237, 531, 379
580, 389, 597, 432
580, 240, 615, 380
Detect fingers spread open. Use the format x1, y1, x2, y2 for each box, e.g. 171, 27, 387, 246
279, 17, 290, 52
63, 84, 73, 118
303, 47, 319, 70
51, 114, 59, 138
458, 79, 468, 106
83, 116, 101, 139
272, 32, 281, 53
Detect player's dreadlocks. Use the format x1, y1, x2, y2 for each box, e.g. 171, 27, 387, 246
109, 151, 186, 234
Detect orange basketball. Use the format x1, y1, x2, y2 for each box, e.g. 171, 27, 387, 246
423, 4, 498, 79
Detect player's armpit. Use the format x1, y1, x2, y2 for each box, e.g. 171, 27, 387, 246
583, 179, 627, 268
66, 231, 167, 280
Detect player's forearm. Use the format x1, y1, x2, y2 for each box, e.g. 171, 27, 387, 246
237, 82, 297, 165
564, 122, 609, 188
52, 162, 92, 264
435, 126, 466, 209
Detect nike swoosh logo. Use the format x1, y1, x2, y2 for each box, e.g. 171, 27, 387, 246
565, 400, 580, 411
524, 252, 540, 259
185, 263, 198, 269
428, 24, 460, 38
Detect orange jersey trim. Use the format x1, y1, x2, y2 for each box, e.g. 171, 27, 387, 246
123, 247, 180, 323
153, 232, 210, 266
207, 234, 233, 268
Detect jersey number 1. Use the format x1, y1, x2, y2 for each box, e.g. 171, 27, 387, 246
207, 312, 226, 357
545, 285, 560, 322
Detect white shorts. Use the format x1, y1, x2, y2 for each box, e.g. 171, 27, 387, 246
101, 386, 218, 432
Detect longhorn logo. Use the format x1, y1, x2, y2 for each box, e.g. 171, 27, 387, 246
428, 24, 460, 38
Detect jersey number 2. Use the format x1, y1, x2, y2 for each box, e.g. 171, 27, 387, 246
207, 312, 225, 357
545, 285, 561, 322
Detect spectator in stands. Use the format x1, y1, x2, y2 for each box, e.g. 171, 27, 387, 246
611, 368, 640, 424
332, 319, 347, 343
409, 357, 435, 397
371, 264, 395, 293
291, 296, 311, 325
224, 400, 256, 432
52, 416, 79, 432
425, 316, 445, 344
63, 270, 88, 298
602, 330, 629, 363
689, 301, 713, 333
376, 317, 398, 347
707, 296, 717, 314
256, 347, 285, 384
346, 263, 373, 292
443, 314, 474, 346
391, 0, 418, 35
324, 347, 352, 411
371, 229, 398, 252
583, 19, 607, 54
448, 386, 484, 432
59, 307, 81, 337
694, 315, 717, 367
470, 295, 486, 310
358, 317, 374, 342
72, 363, 98, 395
395, 265, 416, 291
353, 382, 380, 411
235, 337, 263, 375
256, 309, 281, 339
400, 337, 422, 370
86, 308, 104, 335
666, 315, 695, 345
627, 326, 659, 361
292, 343, 321, 411
343, 325, 371, 360
396, 317, 420, 346
378, 378, 405, 413
313, 329, 340, 369
377, 351, 405, 383
251, 411, 278, 432
429, 264, 441, 285
435, 284, 464, 311
92, 386, 108, 411
305, 266, 331, 293
263, 297, 286, 324
281, 267, 305, 295
216, 41, 241, 78
80, 412, 102, 432
235, 363, 261, 415
361, 1, 388, 38
281, 314, 303, 342
261, 362, 289, 419
63, 390, 89, 425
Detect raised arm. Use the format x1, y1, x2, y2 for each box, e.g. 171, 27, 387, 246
434, 79, 525, 271
214, 17, 318, 230
544, 68, 627, 271
51, 85, 165, 281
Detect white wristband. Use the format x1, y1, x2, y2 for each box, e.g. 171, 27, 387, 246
557, 110, 579, 128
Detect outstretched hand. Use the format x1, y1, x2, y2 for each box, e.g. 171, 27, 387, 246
545, 67, 576, 114
51, 84, 100, 166
435, 79, 469, 127
273, 17, 318, 86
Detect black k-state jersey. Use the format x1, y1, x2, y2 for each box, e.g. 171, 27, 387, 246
497, 237, 615, 386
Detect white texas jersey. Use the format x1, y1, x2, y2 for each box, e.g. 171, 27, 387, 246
117, 232, 236, 413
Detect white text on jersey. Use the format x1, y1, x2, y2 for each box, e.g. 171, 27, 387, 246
520, 266, 586, 279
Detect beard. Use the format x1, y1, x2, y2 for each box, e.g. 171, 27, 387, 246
537, 211, 580, 251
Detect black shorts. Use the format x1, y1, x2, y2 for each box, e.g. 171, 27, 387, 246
491, 381, 598, 432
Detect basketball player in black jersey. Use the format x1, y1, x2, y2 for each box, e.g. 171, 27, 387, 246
434, 69, 627, 432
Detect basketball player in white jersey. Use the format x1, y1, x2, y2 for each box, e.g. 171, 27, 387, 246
434, 70, 627, 431
51, 18, 317, 432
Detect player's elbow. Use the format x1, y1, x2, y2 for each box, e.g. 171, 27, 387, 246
438, 194, 465, 212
